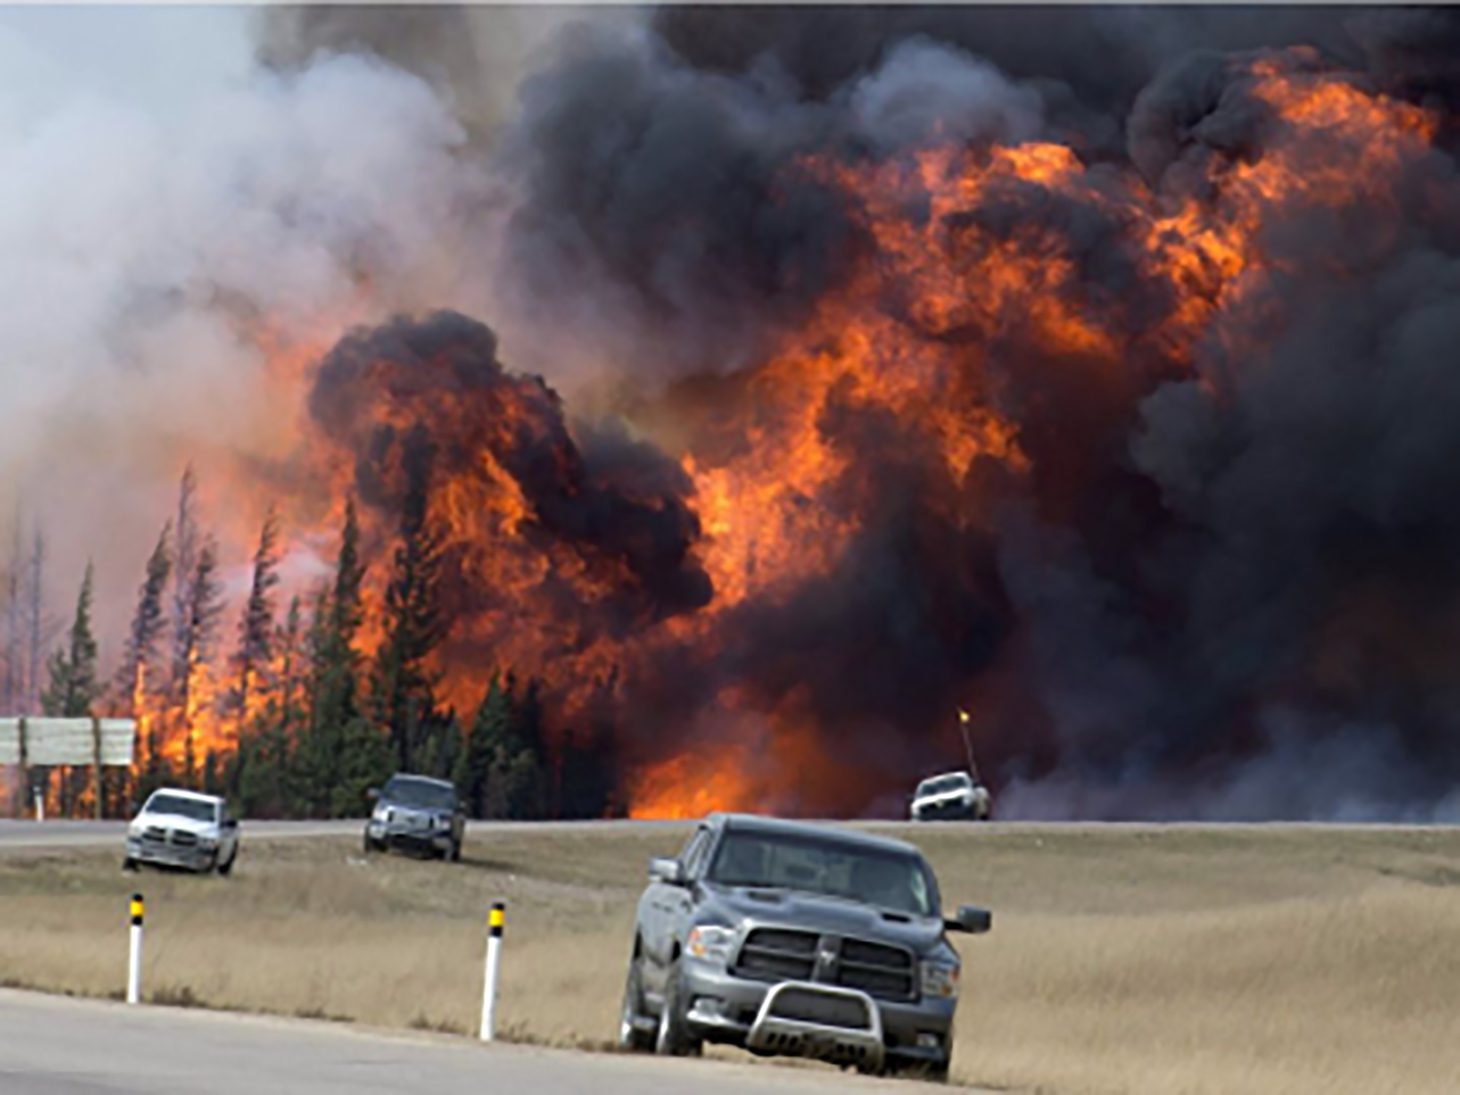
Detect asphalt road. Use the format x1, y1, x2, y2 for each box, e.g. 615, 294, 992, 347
0, 818, 358, 850
2, 816, 1448, 854
0, 818, 684, 852
0, 989, 947, 1095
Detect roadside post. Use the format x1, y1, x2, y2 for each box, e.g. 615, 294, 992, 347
479, 902, 505, 1041
127, 893, 144, 1005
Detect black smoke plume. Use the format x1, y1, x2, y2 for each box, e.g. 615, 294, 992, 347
292, 9, 1460, 819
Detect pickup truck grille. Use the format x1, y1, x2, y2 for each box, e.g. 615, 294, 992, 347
139, 826, 201, 846
734, 928, 916, 1001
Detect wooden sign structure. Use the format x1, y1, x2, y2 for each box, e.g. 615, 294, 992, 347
0, 717, 137, 819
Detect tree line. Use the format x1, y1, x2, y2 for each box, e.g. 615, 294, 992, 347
6, 464, 623, 821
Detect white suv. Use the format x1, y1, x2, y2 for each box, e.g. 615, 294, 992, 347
124, 788, 240, 875
910, 771, 992, 822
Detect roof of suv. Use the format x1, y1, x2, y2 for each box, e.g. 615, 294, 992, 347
709, 813, 925, 858
386, 774, 454, 789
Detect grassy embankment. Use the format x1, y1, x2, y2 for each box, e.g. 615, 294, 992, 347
1, 822, 1455, 1093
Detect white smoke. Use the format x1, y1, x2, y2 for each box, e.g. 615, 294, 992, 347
0, 10, 489, 643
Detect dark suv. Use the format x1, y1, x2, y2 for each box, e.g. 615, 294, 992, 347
364, 774, 465, 860
618, 813, 991, 1080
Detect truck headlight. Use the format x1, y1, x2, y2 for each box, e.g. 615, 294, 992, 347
199, 836, 219, 850
686, 925, 737, 963
920, 959, 960, 1000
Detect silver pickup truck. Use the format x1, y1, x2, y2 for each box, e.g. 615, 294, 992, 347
618, 813, 990, 1080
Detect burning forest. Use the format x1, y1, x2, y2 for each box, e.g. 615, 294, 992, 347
4, 7, 1460, 821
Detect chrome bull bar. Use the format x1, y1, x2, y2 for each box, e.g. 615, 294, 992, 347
745, 981, 885, 1071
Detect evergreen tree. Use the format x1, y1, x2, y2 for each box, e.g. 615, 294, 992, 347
305, 498, 387, 817
454, 673, 509, 818
177, 537, 224, 786
115, 524, 171, 703
41, 563, 99, 718
168, 465, 200, 698
506, 677, 548, 818
370, 437, 447, 771
276, 596, 305, 740
118, 524, 173, 806
41, 563, 98, 817
231, 508, 280, 726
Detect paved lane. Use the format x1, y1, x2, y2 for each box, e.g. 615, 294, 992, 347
0, 818, 687, 853
0, 989, 948, 1095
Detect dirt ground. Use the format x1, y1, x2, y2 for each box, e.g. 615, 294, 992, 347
0, 822, 1455, 1093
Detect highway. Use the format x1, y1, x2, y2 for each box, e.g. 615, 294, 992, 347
0, 817, 684, 851
0, 989, 947, 1094
2, 816, 1447, 854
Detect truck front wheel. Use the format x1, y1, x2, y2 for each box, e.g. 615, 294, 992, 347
653, 958, 702, 1057
617, 956, 654, 1052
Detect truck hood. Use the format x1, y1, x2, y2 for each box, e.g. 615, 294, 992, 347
915, 789, 972, 808
378, 804, 449, 825
704, 884, 946, 952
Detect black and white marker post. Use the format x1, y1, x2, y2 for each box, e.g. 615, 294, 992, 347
479, 902, 505, 1041
127, 893, 144, 1005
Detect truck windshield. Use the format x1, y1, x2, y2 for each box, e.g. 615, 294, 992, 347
145, 793, 217, 822
707, 830, 936, 916
384, 778, 456, 810
919, 775, 970, 796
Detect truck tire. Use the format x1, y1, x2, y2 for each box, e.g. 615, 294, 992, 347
653, 958, 702, 1057
217, 848, 236, 876
617, 956, 654, 1053
449, 838, 462, 863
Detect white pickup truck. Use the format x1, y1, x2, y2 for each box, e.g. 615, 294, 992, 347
909, 771, 992, 822
124, 788, 240, 875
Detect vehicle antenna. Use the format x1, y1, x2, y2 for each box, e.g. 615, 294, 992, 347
957, 708, 982, 784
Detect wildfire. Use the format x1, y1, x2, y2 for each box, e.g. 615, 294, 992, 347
33, 46, 1439, 821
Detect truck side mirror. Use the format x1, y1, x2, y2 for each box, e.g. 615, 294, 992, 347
945, 905, 992, 934
648, 856, 687, 886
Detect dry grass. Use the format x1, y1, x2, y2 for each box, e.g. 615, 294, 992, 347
0, 823, 1455, 1093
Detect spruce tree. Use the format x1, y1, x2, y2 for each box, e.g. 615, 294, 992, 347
41, 563, 99, 816
232, 508, 280, 726
455, 673, 509, 818
370, 438, 447, 772
41, 563, 98, 718
118, 524, 173, 804
115, 524, 171, 703
177, 537, 224, 786
168, 465, 200, 698
307, 498, 386, 817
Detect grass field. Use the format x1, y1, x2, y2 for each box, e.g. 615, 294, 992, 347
1, 822, 1456, 1093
